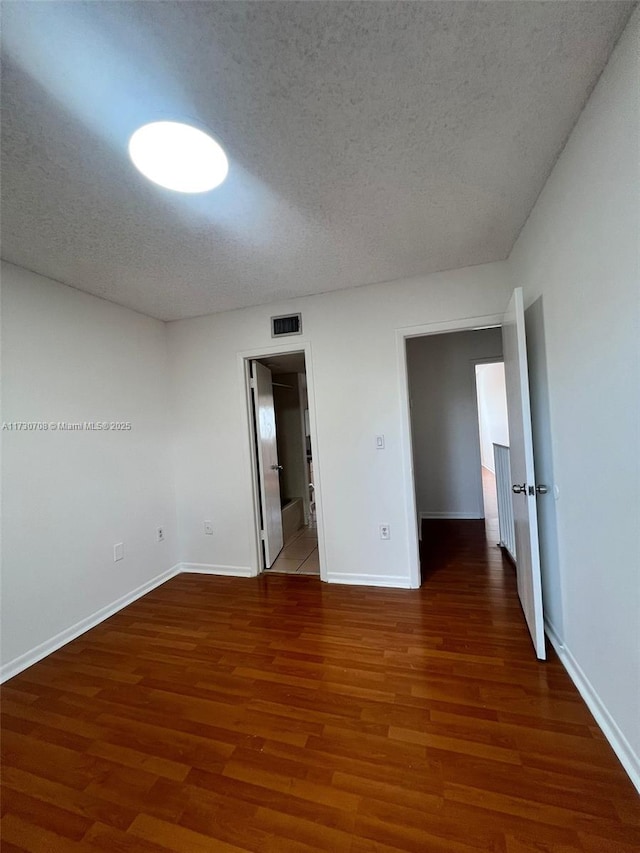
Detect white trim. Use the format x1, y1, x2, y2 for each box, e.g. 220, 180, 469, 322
396, 332, 422, 588
420, 511, 484, 520
179, 562, 253, 577
396, 312, 505, 590
0, 565, 181, 683
546, 620, 640, 795
398, 314, 503, 339
326, 572, 412, 589
239, 356, 263, 577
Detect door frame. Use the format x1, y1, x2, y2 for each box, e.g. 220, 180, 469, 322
396, 313, 504, 588
238, 341, 327, 581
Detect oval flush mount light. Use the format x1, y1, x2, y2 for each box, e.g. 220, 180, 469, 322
128, 121, 228, 193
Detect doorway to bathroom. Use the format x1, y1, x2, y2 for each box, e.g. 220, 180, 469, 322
247, 350, 319, 576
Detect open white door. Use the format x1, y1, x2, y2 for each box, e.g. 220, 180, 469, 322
502, 288, 546, 659
251, 361, 284, 568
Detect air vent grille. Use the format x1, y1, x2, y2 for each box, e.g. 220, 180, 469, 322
271, 313, 302, 337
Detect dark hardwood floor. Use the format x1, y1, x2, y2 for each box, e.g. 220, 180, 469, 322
2, 503, 639, 850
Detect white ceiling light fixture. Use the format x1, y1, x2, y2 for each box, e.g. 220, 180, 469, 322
128, 121, 228, 193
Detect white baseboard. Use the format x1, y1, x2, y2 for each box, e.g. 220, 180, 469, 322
545, 619, 640, 795
0, 565, 181, 683
420, 511, 484, 520
326, 572, 411, 589
3, 563, 408, 682
1, 562, 258, 683
179, 562, 253, 577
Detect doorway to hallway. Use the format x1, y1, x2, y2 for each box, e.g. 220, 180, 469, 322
399, 289, 548, 659
406, 328, 512, 591
405, 328, 504, 529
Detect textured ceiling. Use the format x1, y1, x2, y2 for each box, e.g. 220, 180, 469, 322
1, 1, 634, 321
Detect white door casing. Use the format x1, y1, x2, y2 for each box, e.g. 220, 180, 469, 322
502, 288, 546, 659
251, 361, 284, 568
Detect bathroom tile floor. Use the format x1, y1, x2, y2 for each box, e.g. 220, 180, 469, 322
268, 524, 319, 575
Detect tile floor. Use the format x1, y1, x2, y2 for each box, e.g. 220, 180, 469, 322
268, 524, 319, 575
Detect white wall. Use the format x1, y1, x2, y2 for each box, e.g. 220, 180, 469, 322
167, 264, 512, 587
1, 263, 178, 676
476, 361, 509, 472
509, 9, 640, 784
406, 328, 503, 519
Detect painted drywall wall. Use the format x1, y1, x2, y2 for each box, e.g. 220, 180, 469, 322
167, 264, 512, 587
1, 263, 178, 673
509, 9, 640, 781
406, 329, 503, 519
476, 361, 509, 472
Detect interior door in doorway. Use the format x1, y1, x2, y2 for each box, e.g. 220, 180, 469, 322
251, 360, 284, 567
502, 288, 546, 659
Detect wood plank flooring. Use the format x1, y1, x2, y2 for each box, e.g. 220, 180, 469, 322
2, 519, 639, 851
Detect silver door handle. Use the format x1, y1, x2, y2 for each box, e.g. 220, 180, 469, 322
270, 464, 283, 472
512, 483, 526, 494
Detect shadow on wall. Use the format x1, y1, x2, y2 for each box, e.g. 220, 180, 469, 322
525, 296, 563, 638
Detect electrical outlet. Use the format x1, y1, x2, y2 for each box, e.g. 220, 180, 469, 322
204, 520, 213, 535
379, 524, 390, 540
157, 527, 165, 543
376, 435, 385, 449
113, 542, 124, 562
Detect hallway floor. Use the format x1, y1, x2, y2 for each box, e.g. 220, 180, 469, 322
420, 466, 504, 586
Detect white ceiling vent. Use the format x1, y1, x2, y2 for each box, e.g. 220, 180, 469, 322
271, 313, 302, 337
